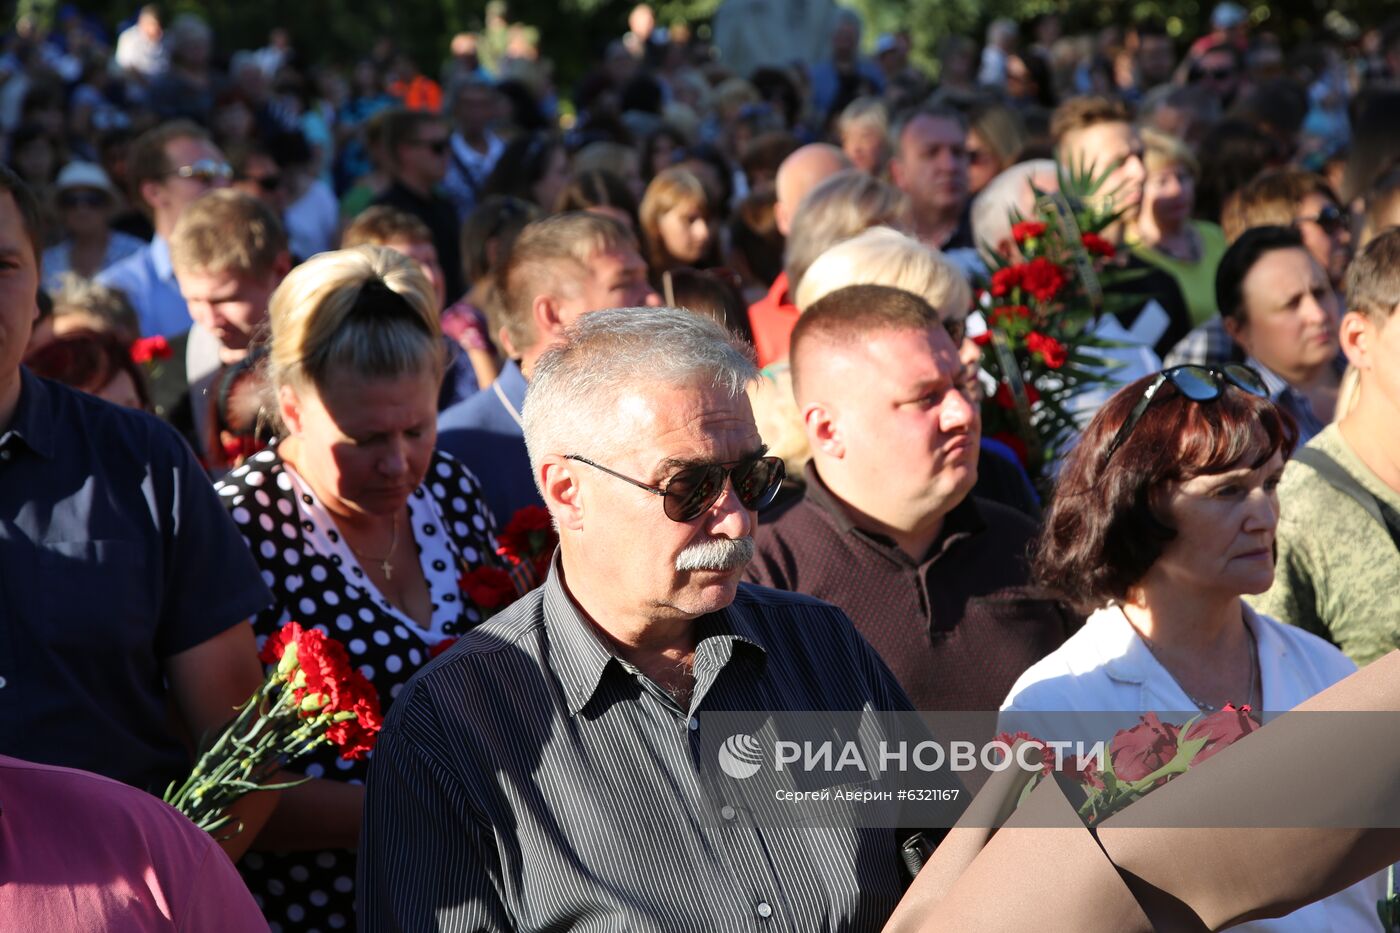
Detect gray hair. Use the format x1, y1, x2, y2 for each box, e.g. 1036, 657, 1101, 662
522, 307, 758, 491
970, 159, 1058, 261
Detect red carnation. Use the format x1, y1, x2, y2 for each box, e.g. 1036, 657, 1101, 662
1011, 220, 1047, 243
1018, 257, 1067, 303
972, 331, 993, 346
989, 304, 1031, 328
130, 335, 172, 364
325, 670, 383, 761
459, 565, 518, 610
1026, 331, 1068, 369
1081, 232, 1117, 259
989, 265, 1022, 297
497, 505, 557, 565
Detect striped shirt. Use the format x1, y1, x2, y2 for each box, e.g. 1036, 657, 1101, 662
360, 563, 918, 931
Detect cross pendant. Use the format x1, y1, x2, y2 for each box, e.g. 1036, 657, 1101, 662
381, 559, 393, 580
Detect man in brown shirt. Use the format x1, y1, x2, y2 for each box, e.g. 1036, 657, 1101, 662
747, 285, 1074, 709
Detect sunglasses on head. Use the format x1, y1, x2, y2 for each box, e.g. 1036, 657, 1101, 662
1295, 204, 1348, 236
566, 454, 786, 522
171, 160, 234, 184
1104, 364, 1268, 463
59, 189, 108, 209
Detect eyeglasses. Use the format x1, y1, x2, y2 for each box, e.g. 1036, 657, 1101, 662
1104, 364, 1268, 463
1294, 204, 1348, 236
59, 189, 108, 209
411, 138, 450, 155
170, 160, 234, 184
565, 454, 786, 522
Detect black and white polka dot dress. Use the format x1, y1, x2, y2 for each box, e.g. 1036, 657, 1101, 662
216, 447, 500, 932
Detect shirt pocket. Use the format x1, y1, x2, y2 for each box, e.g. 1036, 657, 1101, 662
37, 539, 158, 651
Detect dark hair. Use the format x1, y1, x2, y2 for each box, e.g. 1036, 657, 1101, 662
483, 132, 564, 206
1215, 225, 1305, 324
1194, 119, 1284, 223
620, 74, 664, 115
1342, 90, 1400, 206
750, 67, 802, 128
641, 125, 688, 182
22, 330, 152, 410
378, 108, 443, 167
729, 187, 784, 289
460, 195, 542, 284
0, 162, 44, 261
127, 119, 212, 204
663, 267, 754, 344
1033, 373, 1298, 613
554, 169, 639, 229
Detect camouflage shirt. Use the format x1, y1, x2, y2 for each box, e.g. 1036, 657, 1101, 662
1250, 424, 1400, 666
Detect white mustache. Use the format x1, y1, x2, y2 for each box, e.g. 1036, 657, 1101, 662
675, 536, 754, 572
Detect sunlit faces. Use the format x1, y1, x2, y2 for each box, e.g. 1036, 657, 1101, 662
656, 197, 713, 265
964, 129, 1003, 196
175, 264, 283, 351
0, 190, 40, 414
1148, 450, 1285, 599
1143, 162, 1195, 232
1059, 121, 1145, 215
1228, 246, 1340, 379
842, 126, 890, 177
891, 114, 970, 215
558, 248, 659, 325
570, 382, 762, 619
820, 326, 980, 520
384, 238, 446, 309
1293, 192, 1353, 289
150, 136, 231, 219
278, 369, 440, 519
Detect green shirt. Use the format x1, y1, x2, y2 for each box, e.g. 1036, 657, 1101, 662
1130, 221, 1227, 327
1248, 424, 1400, 666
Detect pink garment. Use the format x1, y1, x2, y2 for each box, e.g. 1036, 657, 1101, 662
0, 755, 266, 932
441, 297, 493, 352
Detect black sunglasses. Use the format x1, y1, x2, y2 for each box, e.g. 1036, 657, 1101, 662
240, 173, 282, 193
1295, 204, 1348, 236
413, 138, 450, 155
565, 454, 786, 522
1104, 364, 1268, 463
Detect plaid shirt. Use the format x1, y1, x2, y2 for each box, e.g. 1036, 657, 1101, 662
1162, 317, 1244, 368
1247, 356, 1345, 447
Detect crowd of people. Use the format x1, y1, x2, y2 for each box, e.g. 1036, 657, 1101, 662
2, 2, 1400, 930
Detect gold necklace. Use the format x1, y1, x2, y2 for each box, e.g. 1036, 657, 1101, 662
349, 512, 401, 581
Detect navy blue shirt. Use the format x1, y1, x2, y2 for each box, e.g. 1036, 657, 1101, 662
0, 370, 272, 792
437, 360, 542, 524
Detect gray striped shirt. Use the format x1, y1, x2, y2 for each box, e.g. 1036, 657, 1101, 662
359, 565, 917, 931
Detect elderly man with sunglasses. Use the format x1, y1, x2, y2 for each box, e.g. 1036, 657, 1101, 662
97, 120, 232, 338
362, 308, 930, 931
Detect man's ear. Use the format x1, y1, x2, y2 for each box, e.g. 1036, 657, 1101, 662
532, 293, 565, 342
271, 251, 293, 280
539, 456, 584, 532
804, 401, 845, 459
1221, 312, 1247, 349
887, 155, 904, 190
1338, 310, 1373, 369
138, 178, 165, 214
278, 383, 305, 435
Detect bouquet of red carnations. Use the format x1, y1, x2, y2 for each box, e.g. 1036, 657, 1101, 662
976, 162, 1148, 487
162, 621, 382, 836
458, 505, 558, 620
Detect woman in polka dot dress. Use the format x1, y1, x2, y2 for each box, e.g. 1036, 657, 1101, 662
216, 246, 503, 931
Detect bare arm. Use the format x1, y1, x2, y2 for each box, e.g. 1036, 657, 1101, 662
251, 778, 365, 851
164, 621, 279, 861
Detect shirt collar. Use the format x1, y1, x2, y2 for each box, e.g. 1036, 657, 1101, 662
498, 359, 528, 408
150, 235, 174, 283
800, 461, 986, 563
543, 553, 768, 717
1099, 602, 1289, 693
0, 369, 57, 460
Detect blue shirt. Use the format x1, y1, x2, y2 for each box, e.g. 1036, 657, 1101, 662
1247, 355, 1343, 448
437, 359, 541, 524
0, 370, 272, 792
95, 236, 192, 338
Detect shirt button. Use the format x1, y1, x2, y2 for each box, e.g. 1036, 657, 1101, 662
687, 717, 699, 732
756, 902, 773, 919
720, 805, 736, 821
0, 675, 7, 688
